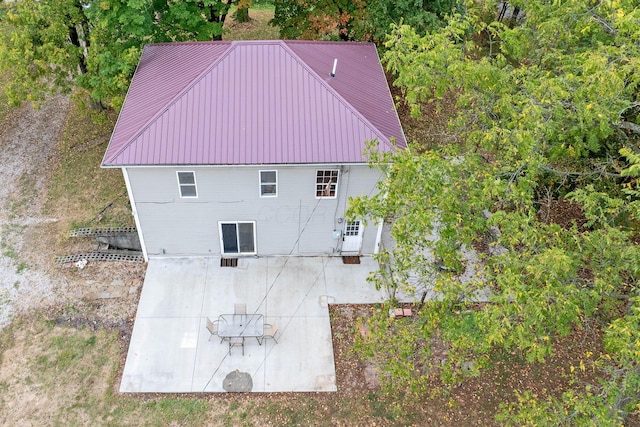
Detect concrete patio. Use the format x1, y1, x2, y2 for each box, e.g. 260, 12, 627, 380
120, 256, 400, 393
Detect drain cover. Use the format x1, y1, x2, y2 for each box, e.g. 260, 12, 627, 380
220, 258, 238, 267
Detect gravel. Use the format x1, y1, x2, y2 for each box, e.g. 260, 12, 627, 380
0, 95, 70, 328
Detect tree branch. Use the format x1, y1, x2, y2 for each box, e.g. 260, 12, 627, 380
617, 121, 640, 134
540, 164, 624, 179
590, 11, 616, 36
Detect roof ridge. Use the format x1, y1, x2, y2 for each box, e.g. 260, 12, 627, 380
104, 42, 238, 164
281, 41, 395, 150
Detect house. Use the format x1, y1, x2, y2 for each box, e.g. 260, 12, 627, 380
101, 40, 406, 261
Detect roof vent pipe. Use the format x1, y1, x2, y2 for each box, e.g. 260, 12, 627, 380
330, 58, 338, 77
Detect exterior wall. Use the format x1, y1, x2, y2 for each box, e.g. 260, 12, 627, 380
125, 165, 383, 257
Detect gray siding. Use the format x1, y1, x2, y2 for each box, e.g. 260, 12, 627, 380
126, 165, 382, 257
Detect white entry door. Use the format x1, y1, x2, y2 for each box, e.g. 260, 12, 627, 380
342, 220, 363, 253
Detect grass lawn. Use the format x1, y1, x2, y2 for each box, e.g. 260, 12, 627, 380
0, 306, 608, 426
0, 315, 208, 426
43, 99, 131, 231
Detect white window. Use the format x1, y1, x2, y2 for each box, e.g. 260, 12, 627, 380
316, 169, 339, 198
259, 170, 277, 197
177, 171, 197, 198
344, 220, 361, 237
219, 221, 256, 255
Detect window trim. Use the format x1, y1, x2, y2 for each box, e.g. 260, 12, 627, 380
259, 170, 278, 198
315, 169, 339, 199
176, 171, 198, 198
218, 221, 257, 256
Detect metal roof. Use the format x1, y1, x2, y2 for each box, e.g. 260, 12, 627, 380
102, 40, 406, 167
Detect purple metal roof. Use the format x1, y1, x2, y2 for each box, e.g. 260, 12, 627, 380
102, 40, 406, 167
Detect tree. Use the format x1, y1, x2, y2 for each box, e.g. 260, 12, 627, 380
271, 0, 367, 40
271, 0, 457, 42
155, 0, 234, 42
0, 0, 236, 109
0, 0, 93, 105
82, 0, 158, 109
349, 0, 640, 422
233, 0, 252, 23
359, 0, 459, 43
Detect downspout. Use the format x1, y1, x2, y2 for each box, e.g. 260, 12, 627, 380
336, 165, 350, 255
374, 218, 383, 254
122, 168, 149, 261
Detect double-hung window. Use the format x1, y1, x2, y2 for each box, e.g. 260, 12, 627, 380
177, 171, 197, 198
316, 169, 339, 198
259, 170, 277, 197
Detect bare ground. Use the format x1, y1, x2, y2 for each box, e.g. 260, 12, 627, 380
0, 95, 70, 326
0, 95, 147, 424
0, 96, 144, 328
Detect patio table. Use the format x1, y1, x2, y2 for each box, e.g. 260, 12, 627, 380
217, 314, 264, 339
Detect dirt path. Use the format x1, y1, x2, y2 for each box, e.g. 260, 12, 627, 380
0, 95, 70, 327
0, 95, 146, 329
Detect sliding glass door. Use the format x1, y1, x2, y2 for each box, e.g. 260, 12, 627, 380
219, 221, 256, 255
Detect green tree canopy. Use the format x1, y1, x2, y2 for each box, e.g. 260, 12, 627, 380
350, 0, 640, 423
0, 0, 236, 109
271, 0, 458, 42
